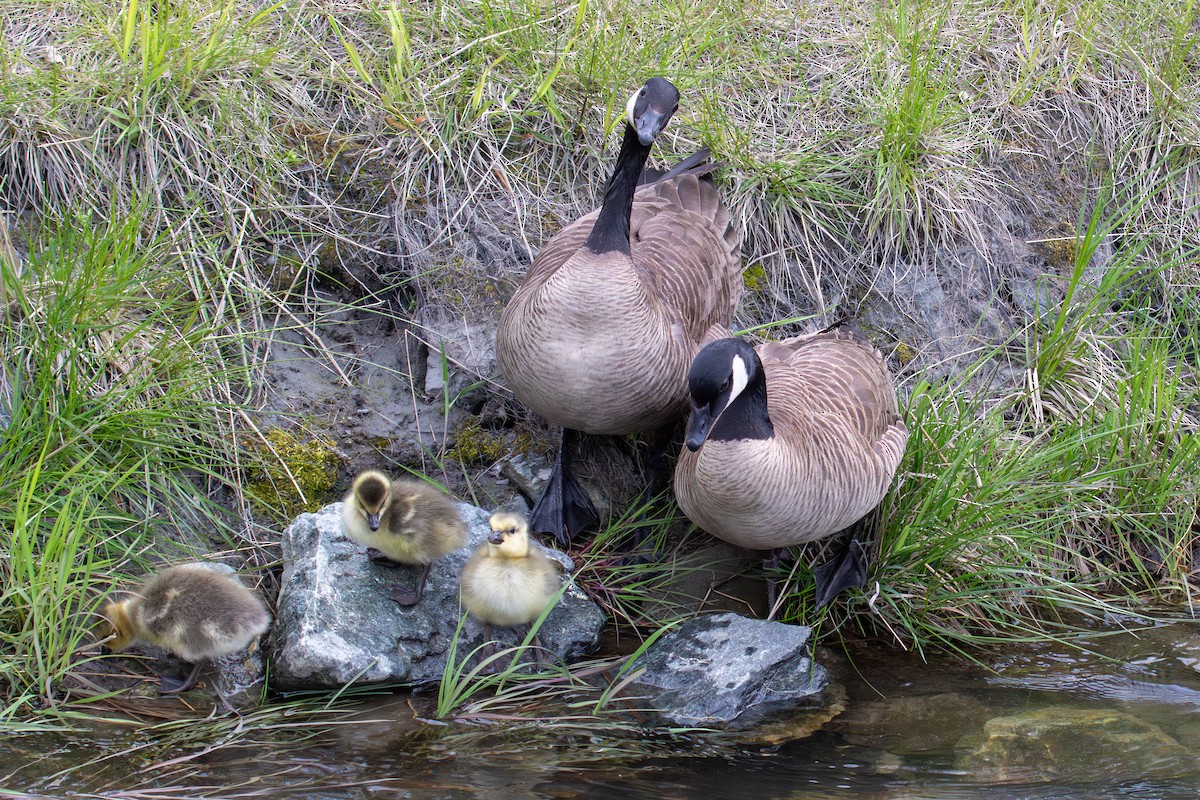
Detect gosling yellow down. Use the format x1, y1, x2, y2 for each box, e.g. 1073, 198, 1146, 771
99, 564, 271, 694
459, 512, 562, 630
341, 470, 468, 605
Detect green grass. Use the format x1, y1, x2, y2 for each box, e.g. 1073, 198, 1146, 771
0, 208, 269, 721
798, 186, 1200, 652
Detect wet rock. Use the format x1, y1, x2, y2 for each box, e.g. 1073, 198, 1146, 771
619, 612, 832, 730
202, 648, 264, 707
267, 501, 606, 690
955, 706, 1192, 783
499, 452, 552, 504
829, 691, 989, 754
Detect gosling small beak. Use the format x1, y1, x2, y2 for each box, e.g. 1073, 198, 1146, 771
488, 531, 506, 545
367, 513, 381, 531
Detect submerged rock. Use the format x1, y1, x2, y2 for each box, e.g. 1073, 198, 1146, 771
955, 706, 1192, 783
618, 612, 832, 731
830, 691, 989, 754
267, 501, 605, 690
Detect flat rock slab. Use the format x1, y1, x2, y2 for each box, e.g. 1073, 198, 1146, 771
620, 612, 831, 731
267, 501, 605, 690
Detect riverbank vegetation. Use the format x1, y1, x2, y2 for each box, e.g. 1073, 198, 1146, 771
1, 0, 1197, 728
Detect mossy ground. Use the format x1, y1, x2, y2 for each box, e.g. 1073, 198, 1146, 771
244, 428, 342, 521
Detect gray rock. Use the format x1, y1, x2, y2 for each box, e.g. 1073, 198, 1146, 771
208, 642, 269, 708
620, 612, 831, 730
267, 501, 606, 690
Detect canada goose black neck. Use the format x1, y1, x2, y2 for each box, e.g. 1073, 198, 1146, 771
584, 77, 679, 256
584, 122, 650, 256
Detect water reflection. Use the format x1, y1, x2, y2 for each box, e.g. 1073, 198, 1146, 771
4, 622, 1200, 799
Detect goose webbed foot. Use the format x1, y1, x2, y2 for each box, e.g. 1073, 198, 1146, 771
612, 428, 674, 564
528, 430, 598, 548
764, 548, 789, 619
158, 661, 203, 694
524, 632, 551, 669
812, 536, 870, 609
389, 585, 420, 606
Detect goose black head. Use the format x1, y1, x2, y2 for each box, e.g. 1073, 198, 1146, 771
625, 77, 680, 147
684, 338, 766, 451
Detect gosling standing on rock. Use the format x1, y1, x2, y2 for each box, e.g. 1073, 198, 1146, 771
459, 512, 563, 641
98, 564, 271, 694
341, 470, 468, 605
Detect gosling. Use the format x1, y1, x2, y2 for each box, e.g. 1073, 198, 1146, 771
341, 470, 468, 605
459, 512, 562, 646
98, 564, 271, 694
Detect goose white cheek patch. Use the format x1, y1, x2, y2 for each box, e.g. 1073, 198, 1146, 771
727, 354, 749, 408
625, 89, 640, 126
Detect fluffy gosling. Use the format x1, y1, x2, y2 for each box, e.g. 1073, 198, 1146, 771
341, 470, 468, 605
98, 564, 271, 694
459, 512, 563, 653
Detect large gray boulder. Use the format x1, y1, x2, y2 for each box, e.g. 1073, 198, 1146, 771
619, 612, 832, 730
267, 501, 606, 690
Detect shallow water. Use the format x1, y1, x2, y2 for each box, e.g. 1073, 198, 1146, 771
6, 621, 1200, 799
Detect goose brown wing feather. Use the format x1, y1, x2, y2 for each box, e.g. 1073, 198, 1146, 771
518, 210, 599, 290
765, 329, 902, 444
628, 175, 743, 339
515, 174, 742, 318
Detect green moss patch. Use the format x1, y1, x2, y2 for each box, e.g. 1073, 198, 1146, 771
245, 428, 341, 520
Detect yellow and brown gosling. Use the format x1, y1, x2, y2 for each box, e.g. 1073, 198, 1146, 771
98, 564, 271, 694
341, 470, 468, 605
459, 512, 562, 655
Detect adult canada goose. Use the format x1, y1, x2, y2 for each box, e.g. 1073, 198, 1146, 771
98, 564, 271, 694
459, 511, 562, 629
674, 328, 908, 610
495, 77, 743, 546
341, 470, 468, 605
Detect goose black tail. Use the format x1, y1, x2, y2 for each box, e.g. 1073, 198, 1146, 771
638, 147, 723, 186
